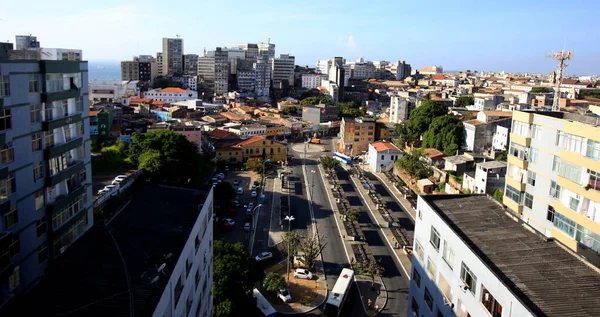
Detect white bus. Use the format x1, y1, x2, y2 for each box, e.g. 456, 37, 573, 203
325, 268, 355, 316
253, 288, 277, 317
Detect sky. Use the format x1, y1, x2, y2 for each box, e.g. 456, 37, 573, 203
1, 0, 599, 75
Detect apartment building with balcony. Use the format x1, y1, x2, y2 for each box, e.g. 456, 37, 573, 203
338, 117, 376, 156
409, 194, 600, 317
504, 110, 600, 267
0, 39, 92, 306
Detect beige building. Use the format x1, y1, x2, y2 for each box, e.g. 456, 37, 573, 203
338, 117, 376, 156
121, 60, 139, 81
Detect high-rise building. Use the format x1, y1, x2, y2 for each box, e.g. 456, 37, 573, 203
15, 35, 40, 50
338, 117, 376, 156
389, 96, 415, 123
198, 56, 215, 96
271, 54, 295, 89
395, 60, 411, 81
224, 47, 246, 74
162, 37, 184, 76
409, 194, 600, 317
0, 37, 92, 306
237, 43, 259, 61
301, 73, 328, 89
316, 59, 332, 75
254, 57, 271, 97
157, 52, 164, 76
346, 58, 375, 80
504, 110, 600, 267
213, 48, 229, 95
183, 54, 199, 76
137, 55, 158, 83
121, 60, 139, 81
328, 57, 345, 99
257, 41, 275, 60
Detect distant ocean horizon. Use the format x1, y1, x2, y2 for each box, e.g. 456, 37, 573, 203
88, 61, 121, 81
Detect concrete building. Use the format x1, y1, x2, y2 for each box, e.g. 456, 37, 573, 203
0, 40, 92, 306
338, 117, 376, 156
224, 47, 246, 74
367, 140, 402, 172
162, 37, 184, 75
395, 60, 411, 81
137, 55, 158, 83
237, 43, 259, 61
254, 57, 271, 97
198, 56, 215, 96
184, 54, 199, 76
389, 96, 416, 123
301, 73, 327, 89
316, 59, 331, 75
143, 87, 197, 103
463, 111, 512, 153
257, 42, 275, 60
328, 57, 346, 92
237, 68, 256, 92
320, 80, 340, 103
492, 125, 509, 151
271, 54, 295, 89
15, 35, 40, 50
409, 194, 600, 317
227, 123, 266, 139
88, 80, 140, 104
469, 95, 505, 111
346, 58, 375, 80
156, 52, 164, 76
213, 48, 229, 95
462, 160, 506, 195
419, 65, 443, 76
120, 60, 139, 81
302, 104, 340, 124
504, 110, 600, 267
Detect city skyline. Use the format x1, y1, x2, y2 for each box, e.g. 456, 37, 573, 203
2, 0, 599, 75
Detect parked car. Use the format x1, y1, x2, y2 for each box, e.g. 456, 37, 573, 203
114, 175, 128, 181
237, 187, 244, 195
251, 191, 257, 198
222, 222, 233, 231
277, 287, 292, 303
111, 178, 124, 186
255, 251, 273, 262
223, 218, 235, 226
294, 269, 313, 279
244, 222, 251, 232
233, 179, 239, 186
97, 188, 109, 195
216, 173, 225, 180
252, 184, 257, 191
233, 200, 240, 207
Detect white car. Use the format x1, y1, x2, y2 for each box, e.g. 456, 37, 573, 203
251, 190, 257, 198
111, 178, 124, 186
294, 269, 313, 279
252, 184, 257, 191
248, 202, 254, 210
255, 251, 273, 262
233, 179, 239, 186
104, 184, 117, 191
244, 222, 251, 232
277, 287, 292, 303
223, 218, 235, 226
233, 200, 240, 207
114, 175, 128, 181
97, 188, 109, 195
237, 187, 244, 195
216, 173, 225, 180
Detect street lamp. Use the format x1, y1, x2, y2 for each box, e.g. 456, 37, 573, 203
261, 159, 271, 196
248, 204, 262, 255
284, 215, 295, 284
310, 170, 316, 204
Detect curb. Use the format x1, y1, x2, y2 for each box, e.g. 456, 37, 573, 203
355, 275, 388, 316
370, 172, 416, 222
275, 290, 328, 315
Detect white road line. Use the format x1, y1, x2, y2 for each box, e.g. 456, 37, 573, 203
349, 174, 411, 279
371, 173, 416, 222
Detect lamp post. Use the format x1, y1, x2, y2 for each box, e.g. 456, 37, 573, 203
310, 170, 316, 206
262, 159, 271, 195
248, 204, 262, 255
284, 215, 295, 285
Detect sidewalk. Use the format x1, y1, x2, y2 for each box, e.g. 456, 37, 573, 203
364, 166, 417, 222
317, 163, 388, 316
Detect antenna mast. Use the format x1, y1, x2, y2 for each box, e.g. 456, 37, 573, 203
546, 49, 573, 111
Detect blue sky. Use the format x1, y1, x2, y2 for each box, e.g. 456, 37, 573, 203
1, 0, 598, 75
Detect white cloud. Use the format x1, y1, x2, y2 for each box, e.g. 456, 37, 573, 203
345, 35, 357, 52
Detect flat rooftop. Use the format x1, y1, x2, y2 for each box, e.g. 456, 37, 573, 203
8, 183, 208, 317
522, 110, 600, 127
423, 195, 600, 317
477, 160, 507, 169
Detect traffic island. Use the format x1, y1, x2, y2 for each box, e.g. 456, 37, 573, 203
264, 263, 327, 314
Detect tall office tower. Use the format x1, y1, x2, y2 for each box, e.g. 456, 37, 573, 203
328, 57, 345, 99
224, 47, 246, 74
183, 54, 199, 76
254, 56, 271, 97
237, 43, 259, 61
257, 41, 275, 60
395, 60, 411, 81
271, 54, 295, 89
15, 35, 40, 50
389, 95, 415, 123
316, 59, 332, 75
137, 55, 158, 83
198, 56, 215, 96
0, 37, 92, 305
157, 52, 164, 76
162, 37, 184, 76
213, 48, 229, 95
121, 59, 139, 81
504, 110, 600, 266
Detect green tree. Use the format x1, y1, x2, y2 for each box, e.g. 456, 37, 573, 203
493, 189, 504, 203
422, 116, 464, 156
321, 156, 339, 169
281, 231, 302, 260
336, 101, 365, 118
263, 272, 287, 293
213, 241, 262, 317
300, 95, 330, 107
300, 89, 321, 100
530, 87, 551, 94
244, 158, 270, 173
580, 89, 600, 98
214, 182, 237, 203
99, 144, 125, 167
454, 96, 474, 107
152, 76, 184, 89
406, 99, 447, 139
300, 234, 327, 270
346, 208, 359, 223
495, 151, 507, 161
282, 106, 298, 115
396, 149, 432, 180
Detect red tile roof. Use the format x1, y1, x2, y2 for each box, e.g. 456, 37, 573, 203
422, 148, 444, 159
234, 136, 266, 147
431, 74, 445, 80
160, 87, 187, 93
371, 141, 401, 152
209, 129, 232, 139
151, 100, 164, 106
89, 111, 98, 117
130, 98, 152, 104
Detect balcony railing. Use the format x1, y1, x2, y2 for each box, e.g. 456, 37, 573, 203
44, 136, 83, 160
46, 160, 84, 187
42, 113, 82, 131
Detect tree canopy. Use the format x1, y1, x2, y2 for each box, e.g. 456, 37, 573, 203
282, 106, 298, 115
530, 87, 551, 94
454, 96, 474, 107
493, 189, 504, 203
128, 130, 209, 185
300, 89, 322, 100
405, 99, 448, 139
244, 158, 271, 173
321, 156, 339, 169
422, 115, 464, 156
263, 272, 286, 293
213, 241, 262, 317
300, 95, 331, 107
396, 149, 432, 180
152, 76, 184, 89
336, 101, 365, 118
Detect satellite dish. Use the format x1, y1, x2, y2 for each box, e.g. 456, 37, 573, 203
157, 263, 167, 273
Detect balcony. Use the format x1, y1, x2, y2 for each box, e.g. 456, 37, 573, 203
40, 60, 81, 74
557, 175, 600, 204
504, 197, 523, 215
46, 161, 85, 187
42, 113, 82, 131
506, 176, 526, 192
553, 200, 600, 237
0, 166, 7, 180
44, 136, 83, 160
46, 185, 86, 217
508, 155, 528, 170
509, 133, 531, 147
41, 88, 81, 103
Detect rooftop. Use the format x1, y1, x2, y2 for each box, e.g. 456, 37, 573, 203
444, 154, 474, 165
235, 135, 266, 147
477, 160, 507, 169
159, 87, 188, 93
371, 141, 401, 152
423, 195, 600, 317
519, 110, 600, 127
10, 184, 209, 316
481, 110, 513, 118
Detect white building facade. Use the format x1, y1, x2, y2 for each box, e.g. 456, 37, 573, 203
271, 54, 295, 89
228, 124, 266, 139
144, 88, 198, 103
254, 58, 271, 97
301, 73, 327, 89
89, 80, 140, 104
367, 141, 402, 172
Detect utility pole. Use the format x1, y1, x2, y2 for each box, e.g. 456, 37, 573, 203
546, 49, 573, 112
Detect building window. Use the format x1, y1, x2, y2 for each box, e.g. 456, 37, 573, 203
557, 132, 583, 153
505, 185, 521, 203
0, 75, 9, 97
481, 286, 503, 317
576, 224, 600, 253
526, 171, 536, 186
31, 133, 42, 152
4, 205, 17, 228
523, 193, 534, 209
549, 180, 561, 199
430, 226, 441, 251
509, 142, 528, 160
586, 139, 600, 161
0, 143, 14, 165
559, 160, 582, 183
512, 121, 529, 137
37, 245, 48, 264
33, 161, 43, 181
531, 124, 542, 140
552, 155, 561, 172
442, 240, 455, 269
414, 239, 424, 261
569, 195, 580, 211
412, 268, 421, 288
36, 217, 47, 237
546, 206, 555, 222
411, 298, 420, 316
553, 212, 576, 237
426, 256, 437, 279
424, 287, 434, 310
529, 147, 539, 164
460, 262, 477, 295
8, 265, 19, 292
45, 130, 56, 148
28, 73, 39, 93
51, 193, 87, 229
0, 109, 11, 131
30, 104, 41, 123
35, 189, 45, 210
